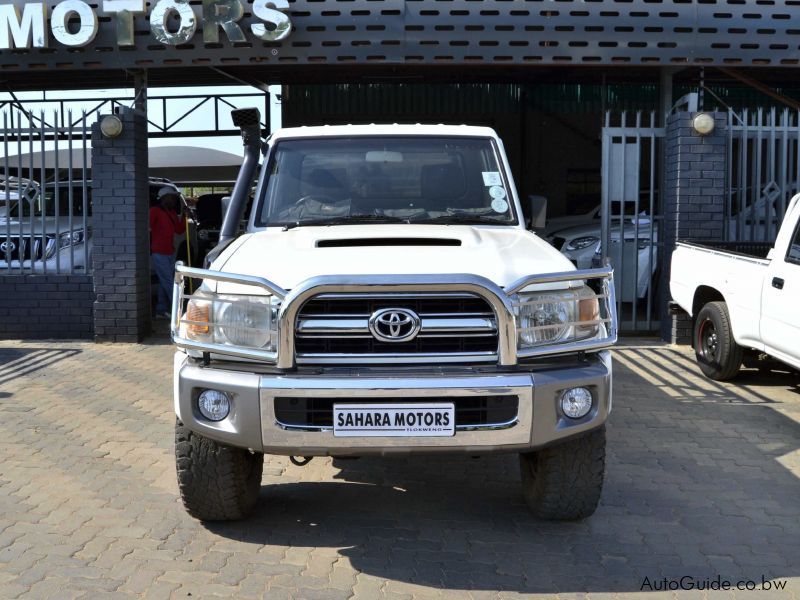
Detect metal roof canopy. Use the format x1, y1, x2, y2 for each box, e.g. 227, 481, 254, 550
2, 145, 243, 183
2, 0, 800, 92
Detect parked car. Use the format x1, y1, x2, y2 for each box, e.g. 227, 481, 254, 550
546, 200, 646, 265
0, 177, 92, 272
543, 204, 600, 237
0, 177, 182, 273
549, 222, 657, 301
670, 193, 800, 380
170, 118, 618, 522
547, 201, 657, 301
592, 225, 658, 302
727, 181, 798, 242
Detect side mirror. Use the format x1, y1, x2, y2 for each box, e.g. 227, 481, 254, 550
526, 195, 547, 230
220, 195, 232, 221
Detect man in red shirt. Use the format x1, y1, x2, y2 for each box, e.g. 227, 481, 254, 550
149, 187, 186, 318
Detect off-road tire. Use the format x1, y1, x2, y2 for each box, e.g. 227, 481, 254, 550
175, 420, 263, 521
519, 425, 605, 521
694, 301, 743, 381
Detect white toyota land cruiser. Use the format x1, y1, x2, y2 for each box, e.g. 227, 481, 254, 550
171, 109, 618, 522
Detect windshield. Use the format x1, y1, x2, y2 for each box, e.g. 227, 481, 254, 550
256, 136, 517, 227
1, 186, 91, 219
0, 184, 92, 218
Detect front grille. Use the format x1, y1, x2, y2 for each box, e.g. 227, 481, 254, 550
550, 236, 566, 250
0, 237, 44, 262
274, 396, 519, 429
295, 293, 499, 362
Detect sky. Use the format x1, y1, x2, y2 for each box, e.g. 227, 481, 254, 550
0, 84, 282, 158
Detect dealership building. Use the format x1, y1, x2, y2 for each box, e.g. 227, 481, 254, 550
1, 0, 799, 342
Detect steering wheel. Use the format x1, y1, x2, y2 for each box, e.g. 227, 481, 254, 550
293, 195, 337, 209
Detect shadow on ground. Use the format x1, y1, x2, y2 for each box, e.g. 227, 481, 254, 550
207, 347, 800, 594
0, 347, 81, 387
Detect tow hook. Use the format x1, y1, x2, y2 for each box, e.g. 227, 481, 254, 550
290, 456, 313, 466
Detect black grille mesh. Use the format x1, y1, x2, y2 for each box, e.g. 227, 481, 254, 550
274, 396, 518, 428
299, 296, 491, 316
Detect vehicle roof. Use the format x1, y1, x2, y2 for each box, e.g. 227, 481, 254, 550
270, 124, 500, 141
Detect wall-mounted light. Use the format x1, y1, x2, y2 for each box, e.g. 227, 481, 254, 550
692, 112, 715, 136
100, 114, 123, 138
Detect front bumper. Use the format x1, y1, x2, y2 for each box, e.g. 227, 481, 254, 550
174, 350, 612, 456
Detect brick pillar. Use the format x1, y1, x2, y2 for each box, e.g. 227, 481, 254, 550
91, 107, 151, 342
660, 111, 727, 342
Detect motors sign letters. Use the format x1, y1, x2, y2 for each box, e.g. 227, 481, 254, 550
0, 0, 291, 49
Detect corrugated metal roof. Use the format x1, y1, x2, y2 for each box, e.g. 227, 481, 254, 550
283, 83, 663, 123
284, 82, 800, 124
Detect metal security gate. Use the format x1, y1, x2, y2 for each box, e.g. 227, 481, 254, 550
600, 111, 665, 332
726, 108, 800, 243
1, 107, 91, 275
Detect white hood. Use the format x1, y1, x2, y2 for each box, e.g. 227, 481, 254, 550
210, 225, 575, 293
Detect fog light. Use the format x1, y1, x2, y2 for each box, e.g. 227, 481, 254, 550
560, 387, 593, 419
197, 389, 231, 422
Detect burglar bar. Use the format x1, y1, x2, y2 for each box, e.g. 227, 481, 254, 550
1, 106, 91, 275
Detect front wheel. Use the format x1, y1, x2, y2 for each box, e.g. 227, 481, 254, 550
519, 426, 605, 521
694, 301, 743, 381
175, 420, 263, 521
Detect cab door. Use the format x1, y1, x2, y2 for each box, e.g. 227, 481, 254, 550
760, 219, 800, 366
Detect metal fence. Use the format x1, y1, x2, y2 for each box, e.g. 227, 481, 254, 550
600, 111, 665, 332
726, 108, 800, 243
1, 107, 90, 275
0, 92, 270, 140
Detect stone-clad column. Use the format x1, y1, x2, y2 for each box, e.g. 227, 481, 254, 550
660, 112, 727, 342
91, 107, 151, 342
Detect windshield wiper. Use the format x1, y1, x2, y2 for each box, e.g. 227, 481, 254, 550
281, 214, 410, 231
410, 213, 507, 226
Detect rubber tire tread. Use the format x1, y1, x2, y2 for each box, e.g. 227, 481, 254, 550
694, 301, 743, 381
519, 425, 605, 521
175, 420, 263, 521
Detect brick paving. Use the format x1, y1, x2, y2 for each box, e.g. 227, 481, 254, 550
0, 339, 798, 598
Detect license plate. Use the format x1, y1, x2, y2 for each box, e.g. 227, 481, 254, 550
333, 403, 455, 437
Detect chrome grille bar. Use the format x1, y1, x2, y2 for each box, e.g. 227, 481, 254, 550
296, 316, 496, 335
294, 291, 501, 364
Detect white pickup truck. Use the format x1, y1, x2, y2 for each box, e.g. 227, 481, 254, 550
670, 194, 800, 380
171, 110, 618, 522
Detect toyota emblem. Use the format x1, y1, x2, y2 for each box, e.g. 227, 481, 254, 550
0, 240, 15, 254
368, 308, 421, 343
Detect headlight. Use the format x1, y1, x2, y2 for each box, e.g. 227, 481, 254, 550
217, 297, 275, 348
44, 229, 86, 259
514, 285, 601, 349
59, 230, 85, 248
565, 236, 599, 251
183, 292, 279, 352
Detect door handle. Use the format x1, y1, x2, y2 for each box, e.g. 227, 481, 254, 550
772, 277, 785, 290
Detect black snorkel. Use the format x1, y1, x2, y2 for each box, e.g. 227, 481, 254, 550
204, 107, 263, 267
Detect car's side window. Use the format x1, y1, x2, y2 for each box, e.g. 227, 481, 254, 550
786, 221, 800, 265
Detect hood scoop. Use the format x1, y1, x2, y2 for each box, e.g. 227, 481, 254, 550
316, 237, 462, 248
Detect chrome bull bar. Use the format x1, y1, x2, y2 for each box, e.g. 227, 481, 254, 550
171, 262, 617, 369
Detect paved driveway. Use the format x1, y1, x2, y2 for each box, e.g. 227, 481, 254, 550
0, 340, 798, 599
